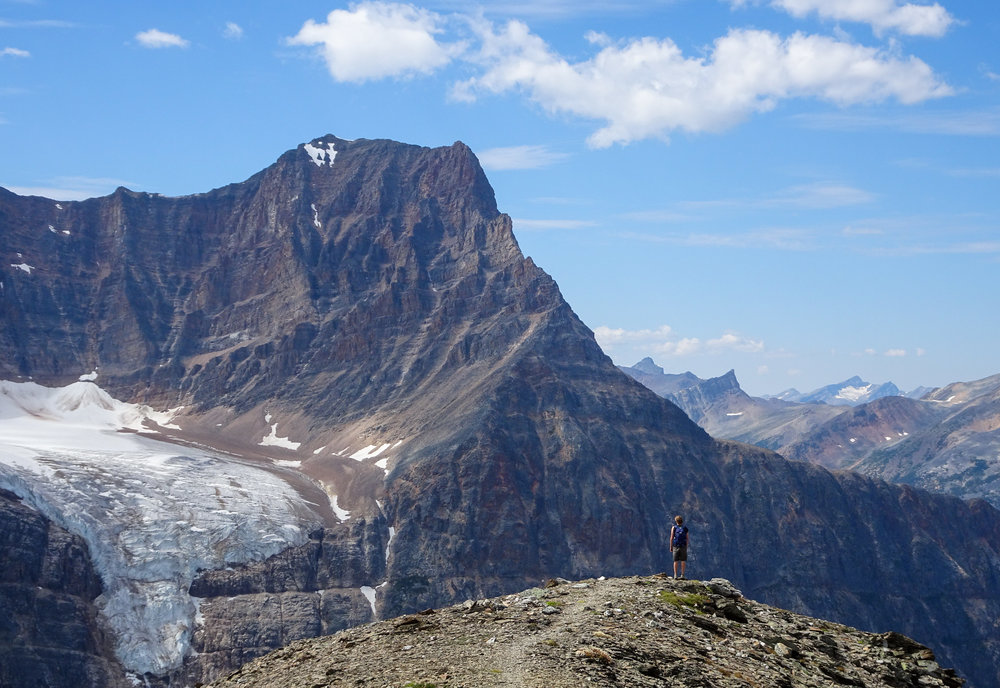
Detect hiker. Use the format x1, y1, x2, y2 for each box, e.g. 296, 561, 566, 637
670, 515, 689, 579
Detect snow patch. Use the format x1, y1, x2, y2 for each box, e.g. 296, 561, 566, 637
272, 459, 302, 469
725, 412, 744, 417
385, 526, 396, 563
311, 203, 321, 228
10, 263, 34, 274
79, 370, 99, 382
259, 413, 301, 450
303, 141, 337, 168
836, 384, 872, 402
360, 585, 377, 616
350, 443, 392, 461
329, 493, 351, 522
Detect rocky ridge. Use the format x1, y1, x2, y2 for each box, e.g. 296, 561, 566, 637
208, 574, 963, 688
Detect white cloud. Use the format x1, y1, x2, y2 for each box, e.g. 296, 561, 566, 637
594, 324, 676, 345
513, 218, 597, 230
223, 22, 244, 40
794, 109, 1000, 136
287, 2, 463, 82
885, 348, 907, 357
1, 47, 30, 58
594, 324, 763, 358
766, 182, 876, 208
135, 29, 189, 49
454, 21, 951, 147
707, 333, 765, 353
739, 0, 956, 38
477, 144, 568, 170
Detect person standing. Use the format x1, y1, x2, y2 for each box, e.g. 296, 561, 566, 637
670, 515, 689, 579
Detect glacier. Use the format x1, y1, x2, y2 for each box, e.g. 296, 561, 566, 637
0, 380, 327, 677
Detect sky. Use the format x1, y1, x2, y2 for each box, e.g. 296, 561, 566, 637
1, 0, 998, 396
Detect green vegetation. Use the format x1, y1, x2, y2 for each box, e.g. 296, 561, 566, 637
403, 682, 437, 688
659, 590, 709, 609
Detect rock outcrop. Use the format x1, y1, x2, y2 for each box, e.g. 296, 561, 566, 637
208, 574, 965, 688
2, 137, 1000, 687
0, 489, 128, 688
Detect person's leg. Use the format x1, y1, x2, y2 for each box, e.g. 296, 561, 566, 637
680, 560, 686, 579
673, 559, 679, 578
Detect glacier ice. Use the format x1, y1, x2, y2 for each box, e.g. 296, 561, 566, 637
0, 380, 325, 676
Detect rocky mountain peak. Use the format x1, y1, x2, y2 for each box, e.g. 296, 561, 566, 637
631, 356, 665, 376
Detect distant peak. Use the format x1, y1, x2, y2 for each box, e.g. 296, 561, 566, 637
632, 357, 664, 375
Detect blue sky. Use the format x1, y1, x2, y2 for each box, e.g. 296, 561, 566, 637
2, 1, 998, 396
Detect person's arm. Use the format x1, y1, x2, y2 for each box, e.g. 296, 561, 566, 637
669, 526, 676, 550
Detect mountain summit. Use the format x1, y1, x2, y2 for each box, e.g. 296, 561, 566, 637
2, 136, 1000, 687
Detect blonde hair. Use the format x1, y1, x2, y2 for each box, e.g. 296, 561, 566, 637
674, 515, 683, 525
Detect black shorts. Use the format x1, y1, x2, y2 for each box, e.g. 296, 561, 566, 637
673, 546, 687, 562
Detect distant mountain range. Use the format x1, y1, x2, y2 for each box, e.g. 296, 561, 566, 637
621, 358, 1000, 508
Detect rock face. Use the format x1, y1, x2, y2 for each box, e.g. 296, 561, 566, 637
207, 574, 965, 688
2, 137, 1000, 687
0, 489, 128, 688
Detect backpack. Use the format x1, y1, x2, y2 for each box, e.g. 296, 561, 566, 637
672, 525, 688, 548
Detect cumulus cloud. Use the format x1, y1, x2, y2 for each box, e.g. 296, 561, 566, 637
1, 47, 30, 58
135, 29, 189, 49
223, 22, 244, 40
593, 325, 763, 358
453, 21, 951, 147
477, 144, 568, 170
732, 0, 956, 38
287, 2, 463, 82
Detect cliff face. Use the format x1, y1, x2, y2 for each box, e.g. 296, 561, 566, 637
2, 136, 1000, 687
0, 490, 127, 688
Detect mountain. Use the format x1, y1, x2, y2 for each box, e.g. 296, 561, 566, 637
621, 362, 1000, 508
785, 374, 1000, 507
762, 375, 904, 406
2, 136, 1000, 687
206, 574, 964, 688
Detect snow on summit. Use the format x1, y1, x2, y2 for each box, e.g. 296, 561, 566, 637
0, 380, 326, 677
303, 140, 336, 167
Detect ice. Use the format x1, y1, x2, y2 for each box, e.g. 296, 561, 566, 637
386, 526, 395, 563
0, 380, 325, 676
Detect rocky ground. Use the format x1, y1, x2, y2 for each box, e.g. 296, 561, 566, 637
206, 574, 963, 688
